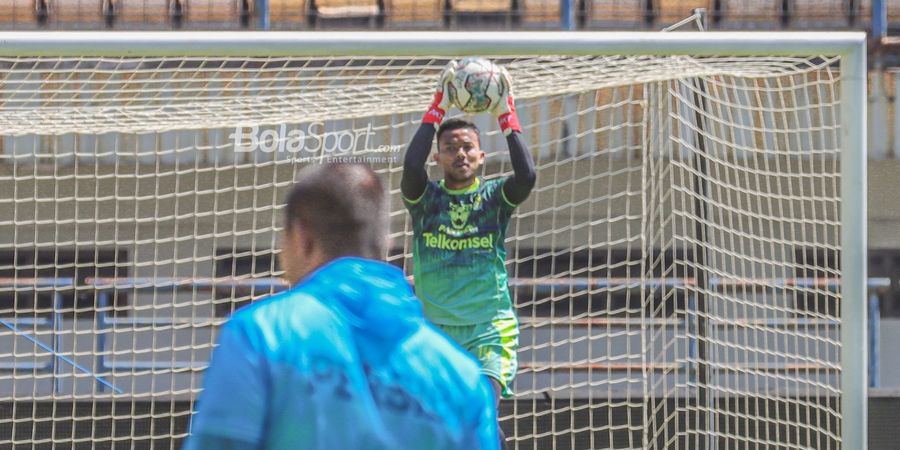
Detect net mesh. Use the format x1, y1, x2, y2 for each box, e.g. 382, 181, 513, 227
0, 53, 845, 449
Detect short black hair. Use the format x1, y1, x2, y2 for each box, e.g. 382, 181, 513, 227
436, 118, 480, 143
284, 163, 388, 260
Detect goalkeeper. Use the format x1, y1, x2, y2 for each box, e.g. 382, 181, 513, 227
401, 62, 536, 409
184, 163, 499, 450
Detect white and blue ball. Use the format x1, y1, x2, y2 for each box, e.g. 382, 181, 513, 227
448, 57, 503, 114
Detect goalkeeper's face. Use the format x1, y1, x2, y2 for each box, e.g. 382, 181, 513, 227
434, 128, 485, 184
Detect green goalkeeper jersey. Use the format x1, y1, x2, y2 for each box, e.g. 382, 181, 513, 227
403, 177, 517, 326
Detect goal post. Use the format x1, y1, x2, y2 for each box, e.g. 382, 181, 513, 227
0, 31, 867, 449
840, 36, 867, 450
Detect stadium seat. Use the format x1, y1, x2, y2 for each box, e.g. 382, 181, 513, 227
887, 0, 900, 26
111, 0, 176, 28
582, 0, 646, 28
186, 0, 249, 27
790, 0, 854, 27
451, 0, 510, 13
714, 0, 783, 28
654, 0, 710, 27
309, 0, 381, 27
315, 0, 379, 18
520, 0, 557, 26
269, 0, 307, 27
858, 0, 900, 27
0, 0, 41, 27
41, 0, 107, 28
384, 0, 442, 27
445, 0, 517, 27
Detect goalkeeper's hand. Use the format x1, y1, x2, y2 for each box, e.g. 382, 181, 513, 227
422, 60, 457, 129
493, 66, 522, 136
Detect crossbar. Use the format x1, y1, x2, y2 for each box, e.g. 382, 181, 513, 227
0, 31, 866, 57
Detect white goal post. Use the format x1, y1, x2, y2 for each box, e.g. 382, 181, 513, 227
0, 32, 866, 449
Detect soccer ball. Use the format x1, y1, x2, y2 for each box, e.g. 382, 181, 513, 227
447, 57, 504, 114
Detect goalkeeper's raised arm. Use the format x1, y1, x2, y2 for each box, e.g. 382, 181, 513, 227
401, 62, 535, 204
494, 66, 535, 205
400, 62, 455, 202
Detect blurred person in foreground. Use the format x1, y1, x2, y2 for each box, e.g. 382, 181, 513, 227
183, 163, 499, 450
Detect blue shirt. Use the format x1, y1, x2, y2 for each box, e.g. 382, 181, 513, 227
183, 257, 499, 450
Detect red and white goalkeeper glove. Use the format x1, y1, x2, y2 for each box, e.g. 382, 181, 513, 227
493, 66, 521, 136
422, 60, 457, 129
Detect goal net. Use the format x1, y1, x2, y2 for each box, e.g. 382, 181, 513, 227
0, 33, 866, 449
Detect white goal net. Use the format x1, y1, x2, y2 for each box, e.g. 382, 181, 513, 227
0, 33, 866, 449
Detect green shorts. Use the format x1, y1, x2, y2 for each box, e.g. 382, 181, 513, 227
437, 316, 519, 398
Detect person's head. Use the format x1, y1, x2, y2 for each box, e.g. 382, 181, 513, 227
434, 118, 485, 185
279, 163, 388, 285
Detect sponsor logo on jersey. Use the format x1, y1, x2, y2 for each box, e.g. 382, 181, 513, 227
422, 232, 493, 251
448, 202, 472, 230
